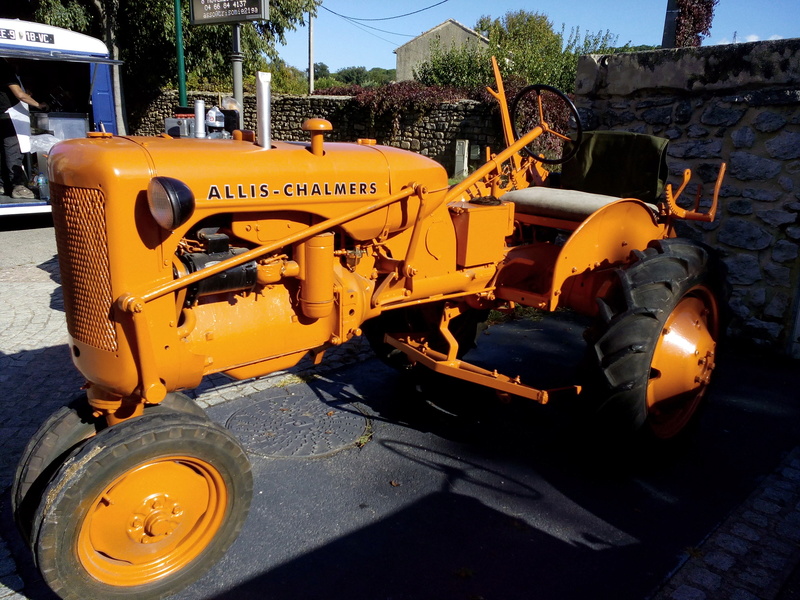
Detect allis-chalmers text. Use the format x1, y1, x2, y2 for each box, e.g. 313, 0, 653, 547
207, 181, 379, 200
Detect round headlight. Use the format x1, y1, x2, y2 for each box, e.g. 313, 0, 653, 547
147, 176, 195, 230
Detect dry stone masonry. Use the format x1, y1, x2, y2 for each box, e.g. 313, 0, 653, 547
574, 39, 800, 356
133, 92, 501, 175
132, 39, 799, 355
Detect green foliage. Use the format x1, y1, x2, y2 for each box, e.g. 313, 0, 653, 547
263, 59, 308, 95
314, 62, 331, 79
552, 25, 619, 90
414, 10, 618, 91
314, 76, 341, 91
335, 66, 368, 86
414, 39, 493, 88
29, 0, 319, 104
317, 66, 395, 89
32, 0, 93, 33
363, 67, 395, 87
477, 10, 563, 86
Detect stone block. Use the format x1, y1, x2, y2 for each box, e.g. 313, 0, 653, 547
772, 240, 799, 262
718, 219, 773, 250
766, 131, 800, 160
730, 152, 783, 181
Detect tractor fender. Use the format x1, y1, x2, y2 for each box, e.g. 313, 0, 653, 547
550, 198, 667, 313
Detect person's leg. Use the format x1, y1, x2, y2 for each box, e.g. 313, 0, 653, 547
0, 117, 12, 195
1, 118, 33, 199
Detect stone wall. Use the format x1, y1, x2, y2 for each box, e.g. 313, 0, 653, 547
575, 38, 800, 357
131, 39, 800, 355
132, 91, 502, 175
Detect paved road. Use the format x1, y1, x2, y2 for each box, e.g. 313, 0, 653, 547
1, 217, 799, 600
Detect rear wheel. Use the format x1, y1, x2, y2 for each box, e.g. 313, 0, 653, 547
584, 239, 724, 441
31, 411, 252, 600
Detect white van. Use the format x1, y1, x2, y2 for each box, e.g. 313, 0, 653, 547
0, 18, 121, 216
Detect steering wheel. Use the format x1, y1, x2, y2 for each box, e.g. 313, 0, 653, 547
510, 84, 583, 165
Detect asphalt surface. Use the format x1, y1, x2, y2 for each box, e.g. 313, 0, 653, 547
1, 215, 799, 600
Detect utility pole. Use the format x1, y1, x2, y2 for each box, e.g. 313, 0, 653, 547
662, 0, 679, 48
232, 22, 244, 127
308, 12, 314, 95
175, 0, 187, 107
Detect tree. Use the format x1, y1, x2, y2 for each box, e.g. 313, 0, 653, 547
313, 62, 330, 79
365, 67, 395, 87
477, 10, 564, 87
414, 10, 618, 91
335, 66, 368, 86
675, 0, 719, 46
27, 0, 319, 126
414, 38, 493, 88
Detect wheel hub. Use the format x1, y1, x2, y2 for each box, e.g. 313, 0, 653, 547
646, 287, 719, 438
127, 494, 183, 544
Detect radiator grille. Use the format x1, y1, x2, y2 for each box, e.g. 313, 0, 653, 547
50, 183, 118, 352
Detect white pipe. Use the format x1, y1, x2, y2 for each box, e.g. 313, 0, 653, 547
256, 71, 271, 149
194, 99, 206, 138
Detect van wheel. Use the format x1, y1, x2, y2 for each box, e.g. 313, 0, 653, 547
584, 239, 724, 441
31, 411, 252, 600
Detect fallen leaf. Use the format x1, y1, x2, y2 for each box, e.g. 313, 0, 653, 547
390, 480, 401, 487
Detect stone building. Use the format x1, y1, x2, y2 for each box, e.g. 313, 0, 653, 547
394, 19, 489, 82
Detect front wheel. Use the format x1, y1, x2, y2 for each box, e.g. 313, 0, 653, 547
584, 239, 725, 441
13, 392, 208, 542
31, 411, 252, 600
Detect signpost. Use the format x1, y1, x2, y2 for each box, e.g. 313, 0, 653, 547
189, 0, 269, 26
188, 0, 268, 126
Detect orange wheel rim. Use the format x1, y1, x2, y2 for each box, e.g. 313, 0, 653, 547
646, 285, 719, 439
77, 456, 227, 586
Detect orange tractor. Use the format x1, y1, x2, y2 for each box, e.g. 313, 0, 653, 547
14, 60, 725, 599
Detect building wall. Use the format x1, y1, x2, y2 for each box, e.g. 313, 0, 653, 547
395, 20, 489, 81
575, 39, 800, 356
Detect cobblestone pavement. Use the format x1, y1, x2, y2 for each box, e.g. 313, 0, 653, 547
0, 221, 798, 600
653, 448, 800, 600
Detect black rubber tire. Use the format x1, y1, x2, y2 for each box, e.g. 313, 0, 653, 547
149, 391, 209, 420
583, 238, 725, 442
13, 392, 208, 542
31, 411, 252, 600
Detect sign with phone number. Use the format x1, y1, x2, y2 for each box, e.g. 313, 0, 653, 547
190, 0, 269, 25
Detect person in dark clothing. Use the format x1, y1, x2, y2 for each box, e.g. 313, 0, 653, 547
1, 58, 49, 199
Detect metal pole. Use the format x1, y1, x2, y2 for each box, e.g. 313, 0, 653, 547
232, 22, 244, 127
256, 72, 271, 149
308, 13, 314, 95
662, 0, 679, 48
175, 0, 187, 107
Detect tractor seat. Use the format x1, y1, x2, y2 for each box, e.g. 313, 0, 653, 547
504, 187, 626, 221
506, 130, 669, 222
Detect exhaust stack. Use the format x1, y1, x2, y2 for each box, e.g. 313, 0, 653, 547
194, 99, 206, 139
256, 71, 272, 149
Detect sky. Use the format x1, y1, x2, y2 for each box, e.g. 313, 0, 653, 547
276, 0, 800, 73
